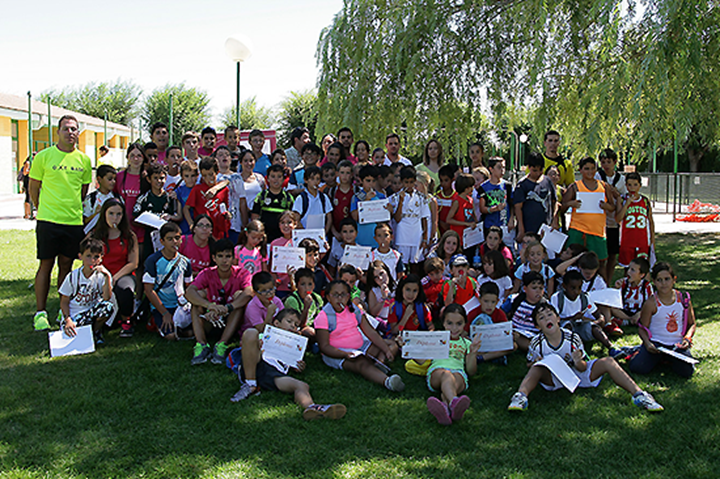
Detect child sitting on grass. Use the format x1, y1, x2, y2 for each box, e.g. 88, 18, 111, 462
505, 271, 546, 352
228, 309, 348, 421
425, 304, 482, 425
476, 250, 513, 302
59, 238, 115, 345
315, 280, 405, 392
422, 257, 445, 320
611, 256, 653, 328
440, 255, 480, 324
507, 303, 663, 412
472, 282, 515, 365
512, 241, 555, 295
388, 274, 433, 337
240, 271, 284, 338
283, 268, 323, 340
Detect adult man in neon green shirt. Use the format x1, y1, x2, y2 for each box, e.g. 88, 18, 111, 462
542, 130, 575, 188
29, 115, 93, 331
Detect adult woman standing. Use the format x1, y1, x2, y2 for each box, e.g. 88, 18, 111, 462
92, 198, 139, 337
238, 149, 266, 215
416, 139, 444, 190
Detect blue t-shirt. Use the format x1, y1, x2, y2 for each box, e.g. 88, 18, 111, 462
512, 176, 555, 234
143, 252, 193, 309
350, 191, 387, 248
175, 183, 193, 234
290, 167, 305, 188
480, 179, 512, 229
253, 154, 271, 176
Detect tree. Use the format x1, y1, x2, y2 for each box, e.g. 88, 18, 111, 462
317, 0, 720, 171
220, 97, 275, 131
142, 84, 211, 145
276, 90, 319, 148
41, 80, 142, 125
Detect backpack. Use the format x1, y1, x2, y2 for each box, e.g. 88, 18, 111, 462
86, 189, 121, 212
321, 303, 363, 333
556, 289, 590, 318
639, 291, 691, 340
598, 170, 622, 188
392, 301, 427, 331
299, 189, 330, 220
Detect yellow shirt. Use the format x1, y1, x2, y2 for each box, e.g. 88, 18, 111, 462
543, 154, 575, 187
29, 146, 92, 225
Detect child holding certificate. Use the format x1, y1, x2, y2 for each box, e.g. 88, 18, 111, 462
315, 281, 405, 392
388, 274, 433, 337
390, 165, 431, 276
440, 255, 480, 324
507, 303, 663, 412
228, 309, 348, 421
269, 210, 299, 299
350, 164, 388, 248
426, 304, 482, 425
473, 282, 515, 365
283, 268, 323, 341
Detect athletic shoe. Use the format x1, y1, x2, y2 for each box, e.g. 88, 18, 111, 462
604, 320, 624, 337
608, 347, 624, 359
508, 392, 528, 411
302, 403, 347, 421
450, 395, 471, 422
94, 330, 105, 346
427, 397, 452, 425
490, 355, 508, 366
119, 321, 134, 338
190, 343, 212, 365
385, 374, 405, 392
211, 342, 229, 365
633, 391, 664, 412
230, 382, 260, 402
33, 311, 51, 331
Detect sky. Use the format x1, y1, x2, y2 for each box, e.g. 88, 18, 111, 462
0, 0, 343, 126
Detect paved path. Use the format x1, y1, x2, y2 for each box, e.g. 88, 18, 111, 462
1, 194, 719, 234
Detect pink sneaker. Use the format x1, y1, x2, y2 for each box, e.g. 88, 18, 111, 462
427, 397, 452, 425
450, 395, 471, 421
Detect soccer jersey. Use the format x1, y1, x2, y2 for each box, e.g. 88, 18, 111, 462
186, 183, 230, 240
527, 329, 584, 369
450, 194, 475, 237
389, 190, 431, 247
58, 267, 108, 318
252, 189, 295, 243
330, 185, 354, 233
617, 277, 653, 315
143, 252, 193, 309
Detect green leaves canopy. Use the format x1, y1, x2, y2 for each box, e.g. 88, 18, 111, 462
41, 80, 141, 126
142, 84, 211, 146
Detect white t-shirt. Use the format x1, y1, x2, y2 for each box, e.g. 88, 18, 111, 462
164, 173, 181, 192
568, 266, 608, 292
550, 291, 598, 321
595, 171, 626, 228
58, 268, 108, 318
370, 248, 404, 281
225, 172, 247, 231
243, 174, 265, 210
389, 191, 431, 247
82, 190, 116, 233
383, 155, 412, 167
292, 190, 332, 228
476, 275, 513, 302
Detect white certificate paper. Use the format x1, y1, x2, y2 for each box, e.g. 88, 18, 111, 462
541, 228, 568, 254
535, 354, 580, 392
470, 322, 514, 352
48, 325, 96, 358
463, 225, 484, 249
401, 330, 451, 360
588, 288, 623, 308
135, 211, 167, 230
306, 214, 325, 230
341, 245, 372, 270
271, 246, 306, 273
358, 199, 391, 224
261, 325, 308, 368
575, 192, 604, 214
292, 229, 327, 252
657, 346, 699, 364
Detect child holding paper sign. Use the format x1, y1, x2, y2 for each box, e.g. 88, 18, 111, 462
426, 304, 482, 425
228, 309, 347, 421
629, 262, 697, 378
508, 303, 663, 412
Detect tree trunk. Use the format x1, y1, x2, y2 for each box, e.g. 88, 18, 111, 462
686, 144, 709, 173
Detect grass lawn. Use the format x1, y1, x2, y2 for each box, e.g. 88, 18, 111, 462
0, 230, 718, 479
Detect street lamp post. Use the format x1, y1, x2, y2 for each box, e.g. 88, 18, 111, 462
225, 34, 253, 129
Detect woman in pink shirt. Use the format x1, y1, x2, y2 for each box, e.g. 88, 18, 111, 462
179, 214, 213, 276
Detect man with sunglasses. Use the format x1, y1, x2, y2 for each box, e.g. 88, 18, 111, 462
185, 239, 253, 365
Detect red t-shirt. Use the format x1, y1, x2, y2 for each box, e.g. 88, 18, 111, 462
103, 236, 130, 277
422, 276, 443, 305
114, 171, 144, 243
464, 308, 507, 333
331, 185, 354, 232
192, 265, 251, 304
186, 183, 230, 240
387, 302, 432, 332
178, 234, 211, 275
450, 194, 474, 237
437, 190, 459, 234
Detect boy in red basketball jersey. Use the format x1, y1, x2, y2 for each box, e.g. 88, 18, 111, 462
615, 172, 654, 267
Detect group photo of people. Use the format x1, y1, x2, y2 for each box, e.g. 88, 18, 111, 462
29, 115, 696, 424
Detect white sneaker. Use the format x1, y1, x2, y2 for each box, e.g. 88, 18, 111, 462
508, 392, 528, 411
633, 391, 664, 412
385, 374, 405, 392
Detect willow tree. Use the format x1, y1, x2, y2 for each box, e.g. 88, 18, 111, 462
317, 0, 720, 170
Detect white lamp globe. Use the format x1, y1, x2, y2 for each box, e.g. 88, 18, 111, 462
519, 133, 529, 143
225, 34, 253, 62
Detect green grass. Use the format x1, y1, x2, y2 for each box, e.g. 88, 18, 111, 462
0, 231, 718, 478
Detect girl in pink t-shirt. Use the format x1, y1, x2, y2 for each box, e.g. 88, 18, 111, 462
234, 219, 267, 276
269, 210, 299, 299
179, 214, 213, 276
315, 281, 405, 392
114, 143, 148, 244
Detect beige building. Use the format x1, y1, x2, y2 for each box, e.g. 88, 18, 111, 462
0, 92, 134, 195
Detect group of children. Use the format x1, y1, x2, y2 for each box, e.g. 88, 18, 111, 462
57, 129, 697, 423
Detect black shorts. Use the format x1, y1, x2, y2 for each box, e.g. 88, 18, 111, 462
606, 227, 620, 256
236, 355, 285, 391
36, 221, 85, 260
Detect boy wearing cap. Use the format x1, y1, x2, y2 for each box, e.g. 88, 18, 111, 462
440, 255, 481, 324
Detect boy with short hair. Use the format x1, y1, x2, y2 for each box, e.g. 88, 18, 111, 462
83, 164, 120, 232
446, 173, 477, 250
505, 271, 546, 352
251, 164, 295, 243
436, 164, 459, 235
133, 163, 182, 260
176, 160, 198, 234
507, 302, 663, 412
298, 238, 332, 295
596, 148, 626, 280
440, 254, 480, 323
370, 223, 404, 281
292, 166, 332, 234
198, 126, 217, 157
327, 218, 359, 277
184, 239, 254, 365
350, 164, 388, 248
377, 165, 393, 193
391, 165, 430, 274
214, 145, 234, 180
164, 146, 183, 192
513, 152, 557, 240
249, 129, 271, 175
143, 222, 194, 341
473, 282, 514, 364
320, 162, 338, 193
224, 125, 242, 156
182, 132, 200, 163
615, 172, 654, 269
240, 271, 284, 337
612, 256, 653, 327
338, 263, 365, 311
329, 160, 355, 241
59, 237, 115, 344
479, 157, 514, 238
143, 142, 159, 164
184, 158, 231, 240
289, 143, 322, 193
422, 257, 445, 320
229, 308, 348, 421
283, 267, 323, 339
